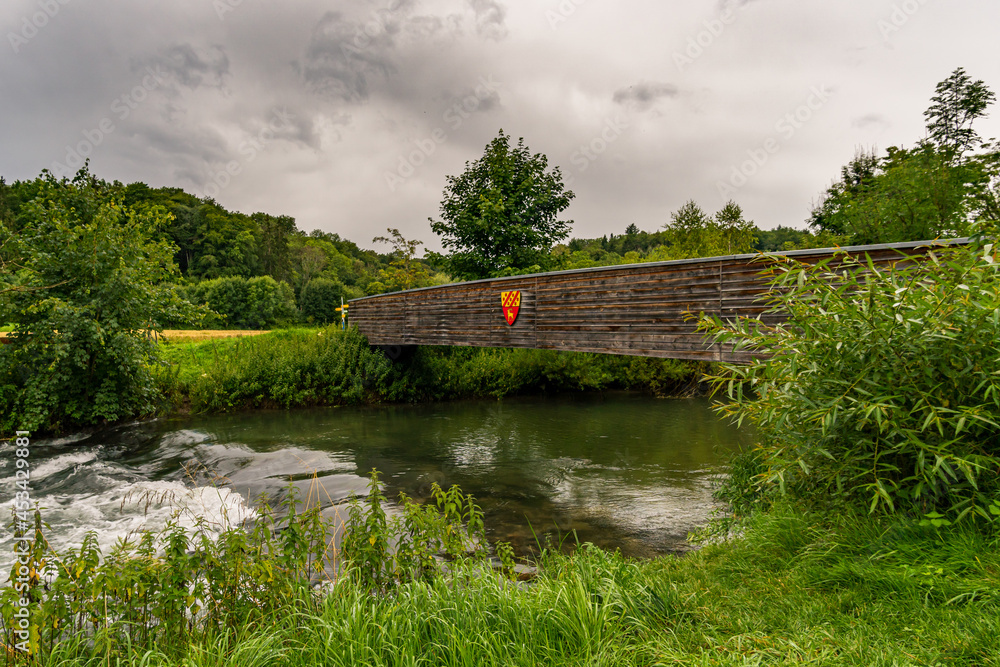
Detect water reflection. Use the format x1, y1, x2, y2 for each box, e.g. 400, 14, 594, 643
1, 393, 750, 560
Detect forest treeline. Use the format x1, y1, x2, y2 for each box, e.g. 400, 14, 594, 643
5, 67, 995, 328
0, 178, 839, 328
1, 66, 996, 330
1, 66, 997, 434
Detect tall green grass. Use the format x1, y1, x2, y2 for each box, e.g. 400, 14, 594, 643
155, 327, 395, 412
21, 503, 1000, 666
153, 326, 706, 414
287, 506, 1000, 667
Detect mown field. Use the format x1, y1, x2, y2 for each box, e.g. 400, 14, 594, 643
0, 328, 269, 344
155, 329, 271, 343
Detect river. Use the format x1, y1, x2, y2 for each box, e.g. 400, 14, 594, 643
0, 393, 749, 566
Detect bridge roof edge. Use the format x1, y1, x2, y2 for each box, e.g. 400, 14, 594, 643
349, 237, 970, 303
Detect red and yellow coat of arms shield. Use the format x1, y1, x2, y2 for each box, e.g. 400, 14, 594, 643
500, 290, 521, 326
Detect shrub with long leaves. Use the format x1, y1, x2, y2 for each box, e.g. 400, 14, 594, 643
701, 233, 1000, 522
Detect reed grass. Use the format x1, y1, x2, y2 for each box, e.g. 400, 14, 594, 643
17, 503, 999, 666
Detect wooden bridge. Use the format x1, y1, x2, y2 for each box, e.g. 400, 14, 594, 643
349, 239, 959, 363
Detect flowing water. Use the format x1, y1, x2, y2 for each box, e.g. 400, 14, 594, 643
0, 393, 750, 566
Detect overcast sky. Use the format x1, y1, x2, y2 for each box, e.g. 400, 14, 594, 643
2, 0, 999, 252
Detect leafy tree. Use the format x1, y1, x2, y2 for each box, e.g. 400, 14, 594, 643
289, 235, 371, 297
811, 68, 998, 244
252, 212, 296, 282
0, 178, 16, 298
120, 184, 305, 282
185, 275, 296, 329
194, 208, 261, 278
565, 228, 672, 259
811, 143, 988, 244
661, 200, 757, 258
300, 277, 346, 324
0, 178, 12, 228
753, 225, 840, 252
809, 149, 881, 236
430, 130, 575, 280
293, 244, 328, 294
370, 228, 431, 293
0, 169, 195, 433
555, 204, 760, 271
307, 229, 381, 267
974, 152, 1000, 225
662, 200, 714, 258
713, 201, 757, 255
552, 245, 627, 270
925, 67, 997, 158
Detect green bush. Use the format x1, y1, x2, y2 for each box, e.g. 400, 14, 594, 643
0, 169, 195, 433
381, 346, 706, 402
624, 356, 705, 397
299, 277, 345, 325
186, 275, 297, 329
248, 275, 297, 327
180, 327, 395, 412
703, 234, 1000, 521
157, 331, 708, 415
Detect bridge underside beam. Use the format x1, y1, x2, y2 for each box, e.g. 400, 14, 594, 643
351, 240, 956, 363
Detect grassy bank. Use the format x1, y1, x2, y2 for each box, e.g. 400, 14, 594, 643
11, 502, 999, 666
275, 508, 1000, 666
154, 326, 707, 414
11, 235, 998, 665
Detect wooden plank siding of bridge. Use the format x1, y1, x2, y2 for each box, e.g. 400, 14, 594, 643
349, 239, 962, 363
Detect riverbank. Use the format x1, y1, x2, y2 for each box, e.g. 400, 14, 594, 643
18, 502, 999, 666
7, 345, 999, 663
260, 507, 1000, 665
153, 326, 708, 416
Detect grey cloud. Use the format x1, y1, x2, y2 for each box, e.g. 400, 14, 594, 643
474, 88, 501, 113
467, 0, 507, 40
852, 113, 890, 130
296, 11, 395, 101
121, 122, 231, 185
613, 82, 679, 109
404, 14, 447, 38
291, 3, 454, 104
136, 44, 230, 91
443, 76, 502, 111
3, 0, 997, 249
275, 112, 324, 150
262, 107, 351, 150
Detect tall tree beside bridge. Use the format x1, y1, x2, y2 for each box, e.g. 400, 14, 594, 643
925, 67, 997, 159
430, 130, 575, 280
810, 67, 998, 244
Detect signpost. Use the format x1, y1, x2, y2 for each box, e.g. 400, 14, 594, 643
336, 298, 348, 330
